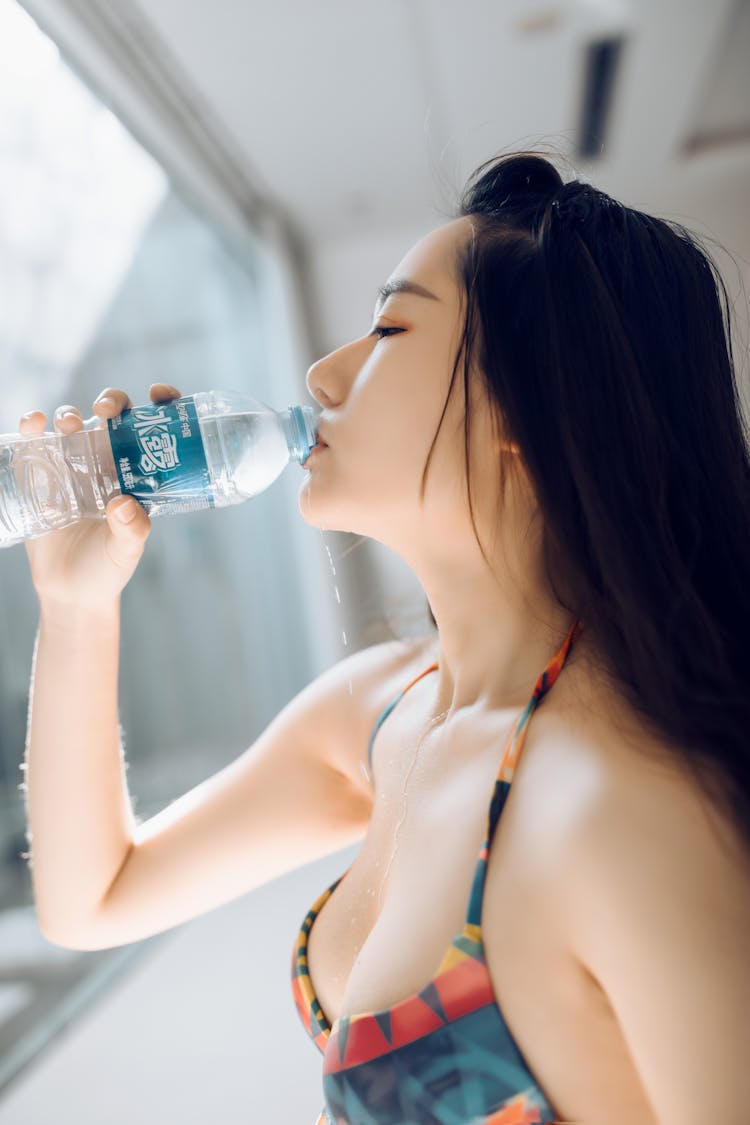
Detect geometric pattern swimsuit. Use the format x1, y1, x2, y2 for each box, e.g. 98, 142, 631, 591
292, 617, 585, 1125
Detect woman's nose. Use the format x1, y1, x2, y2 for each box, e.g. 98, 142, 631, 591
305, 354, 342, 407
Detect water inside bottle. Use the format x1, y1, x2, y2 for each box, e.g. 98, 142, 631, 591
0, 435, 77, 543
202, 411, 290, 501
22, 445, 75, 528
0, 448, 22, 540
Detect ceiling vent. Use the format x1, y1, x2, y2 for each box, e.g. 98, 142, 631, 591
576, 34, 626, 159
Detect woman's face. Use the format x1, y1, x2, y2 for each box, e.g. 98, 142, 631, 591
300, 216, 503, 557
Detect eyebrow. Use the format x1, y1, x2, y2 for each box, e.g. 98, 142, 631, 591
374, 278, 441, 314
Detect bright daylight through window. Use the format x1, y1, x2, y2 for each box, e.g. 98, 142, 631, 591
0, 0, 166, 430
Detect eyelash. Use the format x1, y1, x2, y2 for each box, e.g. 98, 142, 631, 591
370, 324, 404, 340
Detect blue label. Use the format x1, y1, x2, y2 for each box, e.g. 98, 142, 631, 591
107, 396, 214, 510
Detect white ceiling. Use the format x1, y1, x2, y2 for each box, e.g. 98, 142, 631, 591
123, 0, 750, 247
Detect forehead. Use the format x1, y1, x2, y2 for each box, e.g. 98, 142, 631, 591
389, 216, 474, 300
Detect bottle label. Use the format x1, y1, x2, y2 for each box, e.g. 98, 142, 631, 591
108, 396, 215, 511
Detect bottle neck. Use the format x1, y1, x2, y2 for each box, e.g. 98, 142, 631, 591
283, 405, 318, 464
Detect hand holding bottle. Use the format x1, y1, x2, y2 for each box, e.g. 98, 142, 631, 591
20, 383, 181, 611
2, 386, 317, 561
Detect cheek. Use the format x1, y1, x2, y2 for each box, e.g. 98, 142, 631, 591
303, 339, 468, 504
348, 372, 436, 469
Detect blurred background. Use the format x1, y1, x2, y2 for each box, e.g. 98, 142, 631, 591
0, 0, 747, 1120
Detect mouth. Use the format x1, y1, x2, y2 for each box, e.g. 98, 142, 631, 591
304, 440, 328, 466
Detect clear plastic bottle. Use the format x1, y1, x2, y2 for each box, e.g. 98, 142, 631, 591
0, 390, 319, 548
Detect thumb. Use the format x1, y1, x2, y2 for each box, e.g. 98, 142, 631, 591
106, 496, 150, 536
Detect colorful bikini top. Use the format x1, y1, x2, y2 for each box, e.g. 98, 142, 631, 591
292, 618, 584, 1125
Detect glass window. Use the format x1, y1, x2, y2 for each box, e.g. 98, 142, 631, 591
0, 0, 315, 1093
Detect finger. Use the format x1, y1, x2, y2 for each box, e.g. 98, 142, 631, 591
150, 383, 181, 401
92, 389, 133, 418
53, 404, 84, 434
19, 410, 47, 434
106, 495, 150, 539
107, 495, 142, 524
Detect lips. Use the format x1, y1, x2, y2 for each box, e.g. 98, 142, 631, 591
303, 440, 327, 467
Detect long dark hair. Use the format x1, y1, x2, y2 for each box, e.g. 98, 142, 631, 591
420, 150, 750, 860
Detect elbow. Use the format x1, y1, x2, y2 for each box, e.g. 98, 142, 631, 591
36, 911, 117, 952
38, 923, 87, 951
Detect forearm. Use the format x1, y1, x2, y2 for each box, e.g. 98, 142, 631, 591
24, 601, 136, 941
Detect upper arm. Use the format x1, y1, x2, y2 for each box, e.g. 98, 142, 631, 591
562, 752, 750, 1125
50, 636, 427, 951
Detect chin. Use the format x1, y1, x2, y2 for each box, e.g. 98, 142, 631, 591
299, 495, 382, 540
298, 471, 402, 539
297, 487, 352, 534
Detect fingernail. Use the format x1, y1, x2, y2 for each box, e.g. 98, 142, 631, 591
116, 499, 137, 523
95, 396, 114, 408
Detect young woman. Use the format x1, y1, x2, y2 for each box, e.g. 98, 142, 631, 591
22, 151, 750, 1125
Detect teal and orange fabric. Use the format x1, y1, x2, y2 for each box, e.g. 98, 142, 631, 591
292, 617, 584, 1125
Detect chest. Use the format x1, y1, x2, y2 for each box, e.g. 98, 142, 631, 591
305, 700, 657, 1125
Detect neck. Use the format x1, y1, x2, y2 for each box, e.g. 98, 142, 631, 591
399, 544, 588, 720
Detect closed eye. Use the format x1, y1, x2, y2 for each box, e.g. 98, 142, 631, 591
370, 324, 405, 340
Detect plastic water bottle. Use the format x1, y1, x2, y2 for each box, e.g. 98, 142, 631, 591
0, 390, 319, 548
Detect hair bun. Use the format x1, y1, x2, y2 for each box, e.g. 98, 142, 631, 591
459, 152, 564, 221
550, 182, 620, 225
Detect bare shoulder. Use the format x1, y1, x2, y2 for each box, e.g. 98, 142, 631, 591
567, 708, 750, 890
319, 631, 439, 798
545, 705, 750, 1123
520, 675, 750, 962
511, 665, 750, 918
329, 630, 438, 716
